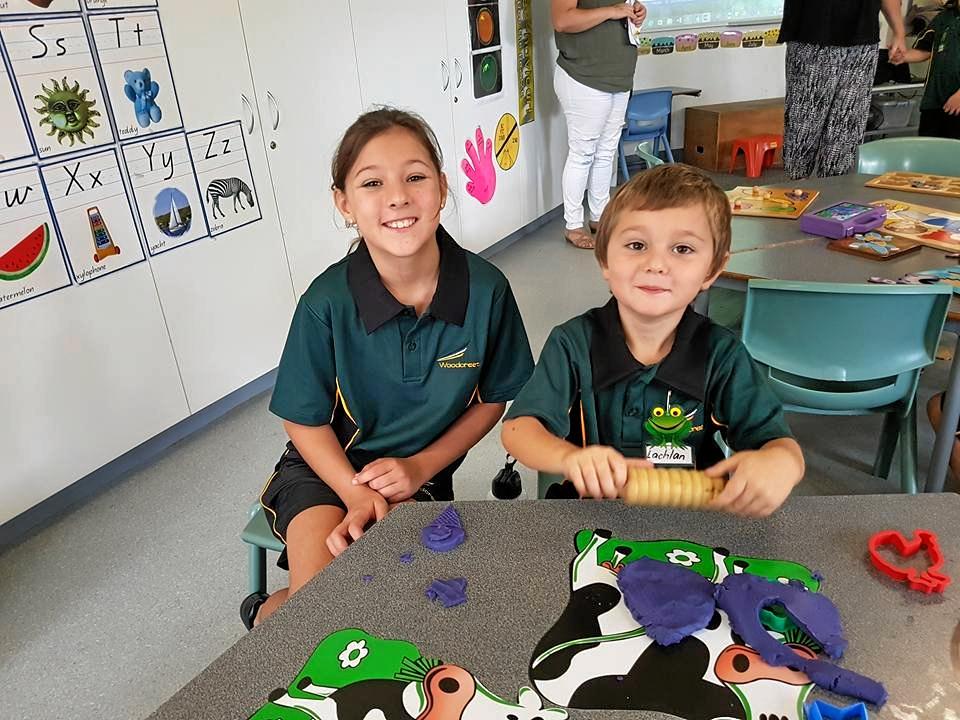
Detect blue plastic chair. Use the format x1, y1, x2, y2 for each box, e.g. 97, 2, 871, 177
241, 503, 284, 595
857, 137, 960, 175
618, 89, 674, 182
742, 280, 952, 493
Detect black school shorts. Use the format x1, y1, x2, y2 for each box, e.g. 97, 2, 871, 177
260, 442, 456, 569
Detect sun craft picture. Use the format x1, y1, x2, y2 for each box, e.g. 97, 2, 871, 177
34, 77, 102, 147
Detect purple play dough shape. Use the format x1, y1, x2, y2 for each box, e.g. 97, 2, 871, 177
421, 505, 466, 552
617, 557, 717, 645
714, 573, 887, 706
425, 577, 467, 607
399, 552, 414, 564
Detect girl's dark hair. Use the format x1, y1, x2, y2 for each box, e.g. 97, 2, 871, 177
331, 107, 445, 192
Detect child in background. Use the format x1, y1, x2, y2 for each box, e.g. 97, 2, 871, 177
893, 0, 960, 139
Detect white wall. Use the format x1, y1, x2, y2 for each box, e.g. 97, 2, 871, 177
632, 43, 788, 148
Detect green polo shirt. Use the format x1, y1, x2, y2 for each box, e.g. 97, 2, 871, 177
555, 0, 637, 94
915, 8, 960, 112
270, 226, 533, 470
505, 298, 792, 469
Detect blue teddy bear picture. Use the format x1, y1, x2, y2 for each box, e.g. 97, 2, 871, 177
123, 68, 162, 129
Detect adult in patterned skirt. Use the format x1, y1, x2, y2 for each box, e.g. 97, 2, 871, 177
779, 0, 907, 179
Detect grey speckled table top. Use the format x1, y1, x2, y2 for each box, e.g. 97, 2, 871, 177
150, 495, 960, 720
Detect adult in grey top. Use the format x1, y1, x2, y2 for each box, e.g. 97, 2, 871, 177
552, 0, 645, 249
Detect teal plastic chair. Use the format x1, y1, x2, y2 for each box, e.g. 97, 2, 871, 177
857, 137, 960, 175
241, 504, 284, 595
742, 280, 952, 493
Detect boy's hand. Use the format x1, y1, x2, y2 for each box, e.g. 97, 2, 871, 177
352, 457, 427, 502
945, 90, 960, 116
561, 446, 653, 499
326, 487, 389, 557
705, 444, 802, 518
630, 1, 646, 26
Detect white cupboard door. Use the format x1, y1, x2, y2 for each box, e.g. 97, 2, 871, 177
239, 0, 364, 297
445, 0, 522, 253
146, 0, 294, 411
349, 0, 462, 241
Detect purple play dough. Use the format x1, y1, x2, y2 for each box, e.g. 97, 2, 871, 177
617, 557, 717, 645
714, 574, 887, 706
425, 577, 467, 607
421, 505, 466, 552
399, 552, 414, 564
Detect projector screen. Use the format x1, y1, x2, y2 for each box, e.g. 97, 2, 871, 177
642, 0, 784, 31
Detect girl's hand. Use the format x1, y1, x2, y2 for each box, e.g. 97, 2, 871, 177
352, 457, 427, 502
326, 487, 388, 557
945, 90, 960, 116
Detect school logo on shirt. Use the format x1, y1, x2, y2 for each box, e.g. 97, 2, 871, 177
437, 346, 480, 369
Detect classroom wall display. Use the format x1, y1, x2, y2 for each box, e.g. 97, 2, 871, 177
186, 120, 261, 237
461, 126, 497, 204
514, 0, 534, 125
0, 57, 34, 167
0, 0, 82, 16
494, 112, 519, 171
88, 11, 183, 140
636, 27, 782, 56
41, 146, 144, 283
84, 0, 157, 9
0, 164, 71, 309
468, 0, 503, 100
122, 132, 208, 255
1, 16, 114, 158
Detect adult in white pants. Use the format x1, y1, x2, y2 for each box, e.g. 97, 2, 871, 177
552, 0, 646, 249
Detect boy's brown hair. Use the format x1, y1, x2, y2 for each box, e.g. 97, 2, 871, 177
594, 164, 731, 277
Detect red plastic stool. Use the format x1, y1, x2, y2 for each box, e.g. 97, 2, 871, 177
729, 134, 782, 178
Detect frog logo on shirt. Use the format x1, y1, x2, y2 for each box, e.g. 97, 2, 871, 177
437, 346, 480, 369
644, 391, 697, 448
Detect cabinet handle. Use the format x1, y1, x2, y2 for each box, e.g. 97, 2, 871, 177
441, 59, 450, 92
267, 91, 280, 131
241, 93, 255, 135
454, 58, 463, 89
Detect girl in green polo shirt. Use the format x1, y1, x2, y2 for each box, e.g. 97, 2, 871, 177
242, 109, 534, 629
894, 0, 960, 139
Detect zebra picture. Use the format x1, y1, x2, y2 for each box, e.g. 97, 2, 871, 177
205, 178, 255, 219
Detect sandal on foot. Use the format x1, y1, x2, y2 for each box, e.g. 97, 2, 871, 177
564, 229, 595, 249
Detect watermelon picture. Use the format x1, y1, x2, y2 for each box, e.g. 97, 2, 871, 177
0, 224, 50, 282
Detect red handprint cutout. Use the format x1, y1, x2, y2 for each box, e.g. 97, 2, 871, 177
461, 127, 496, 205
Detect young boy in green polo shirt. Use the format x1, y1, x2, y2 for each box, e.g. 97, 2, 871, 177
502, 164, 804, 517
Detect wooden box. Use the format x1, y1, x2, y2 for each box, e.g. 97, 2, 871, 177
683, 98, 785, 172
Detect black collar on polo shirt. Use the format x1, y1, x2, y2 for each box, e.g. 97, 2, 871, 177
347, 224, 470, 334
589, 297, 711, 401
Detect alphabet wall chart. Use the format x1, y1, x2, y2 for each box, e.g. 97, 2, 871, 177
0, 0, 261, 310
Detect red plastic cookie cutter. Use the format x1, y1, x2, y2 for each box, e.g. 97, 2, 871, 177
868, 529, 951, 594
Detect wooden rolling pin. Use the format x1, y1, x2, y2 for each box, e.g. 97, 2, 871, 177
620, 467, 725, 509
